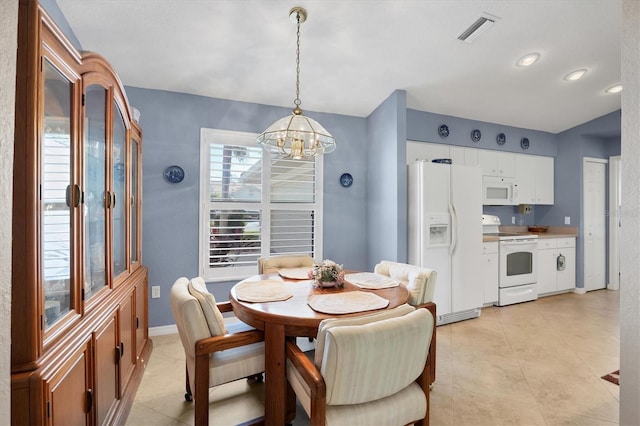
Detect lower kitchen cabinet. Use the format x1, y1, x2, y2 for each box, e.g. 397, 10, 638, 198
482, 241, 499, 304
538, 237, 576, 295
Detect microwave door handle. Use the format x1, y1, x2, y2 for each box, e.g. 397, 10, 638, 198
449, 203, 457, 256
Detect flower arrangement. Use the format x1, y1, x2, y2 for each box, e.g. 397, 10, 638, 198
308, 259, 345, 288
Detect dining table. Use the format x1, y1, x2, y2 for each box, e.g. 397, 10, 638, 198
229, 270, 410, 425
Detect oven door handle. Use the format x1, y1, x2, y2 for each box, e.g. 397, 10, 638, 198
501, 239, 538, 245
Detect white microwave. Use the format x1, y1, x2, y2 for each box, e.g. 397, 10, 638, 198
482, 176, 518, 205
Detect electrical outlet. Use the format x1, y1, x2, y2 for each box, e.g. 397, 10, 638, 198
512, 216, 516, 224
151, 286, 161, 298
564, 216, 571, 225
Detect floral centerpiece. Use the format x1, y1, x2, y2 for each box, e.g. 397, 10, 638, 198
308, 259, 345, 288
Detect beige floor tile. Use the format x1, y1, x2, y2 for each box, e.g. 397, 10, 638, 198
451, 387, 547, 426
126, 289, 620, 426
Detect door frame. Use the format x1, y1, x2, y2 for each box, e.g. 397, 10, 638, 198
582, 157, 608, 292
608, 155, 621, 290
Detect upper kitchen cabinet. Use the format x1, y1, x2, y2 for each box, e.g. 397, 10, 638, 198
478, 150, 515, 177
449, 146, 479, 167
11, 2, 150, 424
515, 155, 554, 205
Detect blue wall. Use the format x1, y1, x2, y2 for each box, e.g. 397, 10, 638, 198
125, 87, 368, 326
366, 90, 408, 269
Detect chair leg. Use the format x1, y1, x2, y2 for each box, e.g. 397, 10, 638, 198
185, 364, 193, 402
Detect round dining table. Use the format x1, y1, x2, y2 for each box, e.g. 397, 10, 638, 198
229, 272, 410, 425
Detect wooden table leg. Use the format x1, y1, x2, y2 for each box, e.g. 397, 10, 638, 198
265, 322, 286, 425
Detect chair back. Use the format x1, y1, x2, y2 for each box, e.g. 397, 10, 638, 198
319, 308, 434, 405
170, 277, 211, 359
374, 260, 437, 306
258, 254, 314, 274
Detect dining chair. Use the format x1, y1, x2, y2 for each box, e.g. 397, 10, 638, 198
286, 305, 434, 426
170, 277, 265, 425
258, 254, 314, 274
374, 260, 438, 385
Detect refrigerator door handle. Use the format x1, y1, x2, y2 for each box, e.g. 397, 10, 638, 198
449, 203, 457, 256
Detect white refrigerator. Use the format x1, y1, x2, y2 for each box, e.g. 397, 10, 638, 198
408, 160, 483, 325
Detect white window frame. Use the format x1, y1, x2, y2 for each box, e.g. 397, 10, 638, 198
199, 128, 324, 282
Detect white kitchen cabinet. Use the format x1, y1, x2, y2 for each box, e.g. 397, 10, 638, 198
478, 150, 515, 177
515, 154, 554, 205
407, 141, 449, 163
482, 241, 499, 304
450, 146, 480, 167
515, 155, 536, 204
537, 237, 575, 295
535, 156, 554, 204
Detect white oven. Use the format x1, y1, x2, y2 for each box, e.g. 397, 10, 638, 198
498, 237, 538, 306
482, 176, 518, 205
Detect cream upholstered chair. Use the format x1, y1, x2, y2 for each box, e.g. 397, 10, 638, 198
170, 277, 265, 425
258, 254, 314, 274
374, 260, 438, 385
286, 305, 434, 426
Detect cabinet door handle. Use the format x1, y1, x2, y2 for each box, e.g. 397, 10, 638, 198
112, 192, 116, 208
120, 341, 124, 357
104, 191, 111, 208
86, 388, 93, 413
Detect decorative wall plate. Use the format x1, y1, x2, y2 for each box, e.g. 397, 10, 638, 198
471, 129, 482, 142
520, 137, 530, 150
164, 165, 185, 183
438, 124, 450, 138
340, 172, 353, 188
496, 133, 506, 146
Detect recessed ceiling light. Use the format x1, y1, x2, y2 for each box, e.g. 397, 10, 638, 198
605, 84, 622, 94
516, 52, 541, 67
564, 69, 588, 81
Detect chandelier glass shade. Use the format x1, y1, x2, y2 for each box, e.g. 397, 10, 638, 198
258, 7, 336, 160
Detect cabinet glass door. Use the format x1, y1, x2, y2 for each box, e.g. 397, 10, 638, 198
84, 84, 107, 300
130, 138, 139, 266
112, 102, 127, 278
41, 59, 74, 329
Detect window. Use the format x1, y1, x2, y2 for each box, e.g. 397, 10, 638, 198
199, 129, 323, 281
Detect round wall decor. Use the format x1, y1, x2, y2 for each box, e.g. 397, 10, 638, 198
520, 137, 530, 150
438, 124, 450, 138
496, 133, 506, 146
164, 165, 185, 183
339, 172, 353, 188
471, 129, 482, 142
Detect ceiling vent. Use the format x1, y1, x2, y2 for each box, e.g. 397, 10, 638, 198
458, 17, 495, 43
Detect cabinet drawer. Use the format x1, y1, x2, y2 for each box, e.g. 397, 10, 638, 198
556, 238, 575, 248
537, 239, 556, 250
482, 242, 498, 254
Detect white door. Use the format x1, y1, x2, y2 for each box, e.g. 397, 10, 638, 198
609, 156, 621, 290
583, 158, 607, 291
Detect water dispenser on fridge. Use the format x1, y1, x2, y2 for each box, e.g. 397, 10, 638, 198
424, 213, 450, 247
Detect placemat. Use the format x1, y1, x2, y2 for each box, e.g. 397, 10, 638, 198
344, 272, 399, 289
307, 291, 389, 314
278, 267, 313, 280
235, 280, 293, 303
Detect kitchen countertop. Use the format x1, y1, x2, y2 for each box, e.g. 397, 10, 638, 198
483, 226, 578, 242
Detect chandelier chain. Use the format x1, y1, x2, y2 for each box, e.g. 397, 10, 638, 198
294, 14, 301, 108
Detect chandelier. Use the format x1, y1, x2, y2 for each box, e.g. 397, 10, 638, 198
257, 7, 336, 160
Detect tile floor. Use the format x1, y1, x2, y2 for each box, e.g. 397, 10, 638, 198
126, 289, 619, 425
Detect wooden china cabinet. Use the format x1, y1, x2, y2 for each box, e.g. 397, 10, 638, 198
11, 1, 151, 424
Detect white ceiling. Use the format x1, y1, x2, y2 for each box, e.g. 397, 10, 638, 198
57, 0, 621, 134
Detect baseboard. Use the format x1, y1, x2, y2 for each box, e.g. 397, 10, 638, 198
149, 316, 242, 336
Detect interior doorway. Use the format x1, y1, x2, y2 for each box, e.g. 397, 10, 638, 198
583, 157, 607, 291
608, 156, 621, 290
